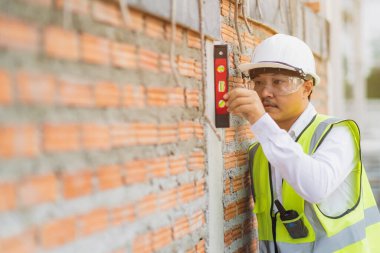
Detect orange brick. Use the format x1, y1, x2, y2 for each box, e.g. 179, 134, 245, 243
159, 53, 172, 74
178, 121, 194, 141
165, 24, 183, 44
58, 79, 93, 107
237, 198, 249, 215
111, 42, 137, 69
148, 156, 168, 178
145, 16, 164, 39
136, 194, 156, 217
55, 0, 89, 14
221, 0, 235, 17
169, 155, 186, 175
126, 9, 144, 32
125, 160, 147, 184
97, 164, 123, 190
19, 173, 57, 206
0, 230, 36, 253
62, 170, 93, 199
110, 204, 134, 226
173, 217, 190, 239
94, 81, 120, 107
178, 56, 195, 77
167, 87, 185, 106
92, 0, 122, 26
152, 226, 172, 251
185, 88, 199, 108
196, 239, 205, 253
80, 34, 110, 65
40, 217, 76, 249
225, 177, 231, 195
194, 61, 202, 80
158, 124, 177, 144
0, 70, 12, 105
0, 182, 16, 211
224, 202, 237, 221
193, 122, 204, 139
44, 26, 79, 60
110, 123, 136, 147
16, 72, 56, 105
224, 152, 237, 169
304, 2, 320, 13
79, 208, 108, 236
43, 123, 80, 152
178, 183, 195, 203
146, 87, 167, 107
195, 178, 205, 198
0, 125, 39, 158
221, 23, 236, 44
189, 151, 205, 171
138, 49, 159, 72
132, 233, 152, 253
0, 16, 38, 51
236, 151, 247, 167
122, 85, 145, 108
225, 128, 236, 143
133, 123, 158, 145
189, 210, 204, 232
187, 31, 201, 49
157, 188, 177, 211
81, 123, 110, 150
232, 175, 243, 193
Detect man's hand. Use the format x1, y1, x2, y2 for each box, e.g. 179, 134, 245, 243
223, 87, 265, 125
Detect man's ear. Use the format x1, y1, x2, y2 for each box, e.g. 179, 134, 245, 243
303, 80, 313, 98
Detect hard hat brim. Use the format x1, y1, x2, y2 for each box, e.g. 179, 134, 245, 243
238, 61, 320, 86
238, 62, 295, 72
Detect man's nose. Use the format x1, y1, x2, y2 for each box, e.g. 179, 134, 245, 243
260, 84, 274, 97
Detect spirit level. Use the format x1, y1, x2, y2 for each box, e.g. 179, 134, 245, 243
214, 44, 229, 128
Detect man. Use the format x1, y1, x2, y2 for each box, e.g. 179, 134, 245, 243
224, 34, 380, 253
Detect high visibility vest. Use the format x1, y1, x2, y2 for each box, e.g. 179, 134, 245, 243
248, 114, 380, 253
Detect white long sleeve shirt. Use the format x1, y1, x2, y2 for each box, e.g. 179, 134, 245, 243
251, 103, 358, 216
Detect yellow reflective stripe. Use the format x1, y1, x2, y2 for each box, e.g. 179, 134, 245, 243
308, 117, 339, 154
314, 206, 380, 253
259, 206, 380, 253
260, 240, 313, 253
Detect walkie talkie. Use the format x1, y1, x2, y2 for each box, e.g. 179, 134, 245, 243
274, 200, 308, 239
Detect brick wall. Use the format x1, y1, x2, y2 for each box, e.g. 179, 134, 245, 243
0, 0, 328, 253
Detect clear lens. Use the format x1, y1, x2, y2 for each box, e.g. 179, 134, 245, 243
250, 76, 305, 96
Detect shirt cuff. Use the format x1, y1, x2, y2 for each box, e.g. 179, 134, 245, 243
250, 113, 282, 142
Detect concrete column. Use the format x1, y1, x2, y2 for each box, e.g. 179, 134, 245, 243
326, 0, 345, 116
351, 0, 366, 126
205, 40, 224, 252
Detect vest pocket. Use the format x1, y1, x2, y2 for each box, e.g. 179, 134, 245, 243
280, 213, 309, 239
276, 212, 316, 243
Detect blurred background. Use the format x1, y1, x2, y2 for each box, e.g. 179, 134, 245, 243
0, 0, 379, 252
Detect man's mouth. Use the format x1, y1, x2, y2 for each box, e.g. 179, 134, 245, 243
262, 100, 278, 108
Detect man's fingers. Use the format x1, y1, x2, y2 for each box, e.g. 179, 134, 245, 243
226, 87, 254, 101
227, 97, 254, 112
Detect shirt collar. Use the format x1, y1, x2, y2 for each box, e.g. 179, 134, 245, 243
288, 103, 317, 140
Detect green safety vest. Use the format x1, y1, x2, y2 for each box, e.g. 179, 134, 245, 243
248, 114, 380, 253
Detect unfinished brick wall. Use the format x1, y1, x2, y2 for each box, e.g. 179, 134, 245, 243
0, 0, 206, 252
0, 0, 329, 253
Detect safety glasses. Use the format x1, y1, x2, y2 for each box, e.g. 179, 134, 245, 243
248, 74, 306, 96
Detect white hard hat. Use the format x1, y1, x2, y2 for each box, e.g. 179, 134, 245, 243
239, 34, 320, 85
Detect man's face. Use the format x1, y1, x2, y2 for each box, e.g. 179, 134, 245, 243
251, 73, 312, 127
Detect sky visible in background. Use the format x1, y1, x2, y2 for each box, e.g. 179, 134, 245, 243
363, 0, 380, 75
